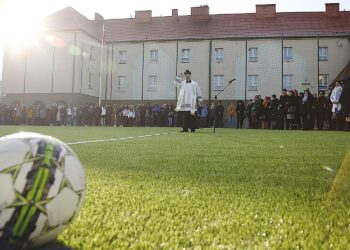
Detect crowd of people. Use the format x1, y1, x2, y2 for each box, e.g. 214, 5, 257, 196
0, 78, 349, 131
0, 102, 179, 127
223, 79, 350, 131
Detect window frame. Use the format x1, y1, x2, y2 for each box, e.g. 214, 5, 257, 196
319, 47, 328, 61
248, 75, 258, 91
181, 49, 190, 63
90, 46, 95, 61
148, 75, 158, 92
283, 47, 293, 61
215, 48, 224, 63
119, 50, 127, 64
118, 76, 127, 92
283, 74, 293, 90
213, 75, 224, 91
248, 48, 258, 62
150, 49, 158, 63
318, 74, 329, 91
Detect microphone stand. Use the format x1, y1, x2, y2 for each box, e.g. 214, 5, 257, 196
210, 79, 235, 133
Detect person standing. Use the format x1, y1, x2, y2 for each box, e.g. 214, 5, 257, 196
330, 81, 344, 130
215, 101, 225, 128
236, 101, 245, 128
339, 77, 350, 131
315, 91, 328, 130
269, 95, 279, 129
227, 102, 236, 128
100, 104, 107, 127
174, 69, 203, 132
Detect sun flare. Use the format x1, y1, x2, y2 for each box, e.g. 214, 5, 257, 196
0, 2, 43, 51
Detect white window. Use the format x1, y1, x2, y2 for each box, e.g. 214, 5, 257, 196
248, 48, 258, 62
88, 72, 94, 89
213, 75, 224, 90
283, 47, 292, 61
118, 76, 127, 92
90, 46, 95, 61
119, 50, 127, 64
283, 75, 293, 90
215, 48, 224, 63
319, 74, 329, 91
148, 75, 158, 91
182, 49, 190, 63
319, 47, 328, 61
248, 75, 258, 91
150, 49, 158, 62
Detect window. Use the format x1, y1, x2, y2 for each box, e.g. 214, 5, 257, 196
319, 74, 329, 91
283, 47, 293, 61
248, 75, 258, 91
90, 46, 95, 61
150, 49, 158, 63
148, 75, 158, 91
319, 47, 328, 61
88, 72, 94, 89
118, 76, 127, 92
215, 48, 224, 63
213, 75, 224, 90
248, 48, 258, 62
182, 49, 190, 63
283, 75, 293, 90
119, 51, 127, 64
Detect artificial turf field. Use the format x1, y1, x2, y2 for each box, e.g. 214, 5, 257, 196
1, 126, 350, 249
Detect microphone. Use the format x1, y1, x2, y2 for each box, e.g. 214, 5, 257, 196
229, 79, 236, 84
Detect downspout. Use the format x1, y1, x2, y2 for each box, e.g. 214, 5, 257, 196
51, 46, 56, 104
317, 33, 320, 93
245, 35, 247, 101
281, 33, 284, 91
71, 32, 77, 105
175, 40, 178, 101
209, 40, 212, 104
142, 42, 145, 102
110, 45, 114, 100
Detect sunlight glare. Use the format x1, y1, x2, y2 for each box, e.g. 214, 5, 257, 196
0, 3, 43, 51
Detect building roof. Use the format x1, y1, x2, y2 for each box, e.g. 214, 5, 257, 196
105, 12, 350, 42
42, 6, 102, 40
42, 6, 350, 43
331, 62, 350, 87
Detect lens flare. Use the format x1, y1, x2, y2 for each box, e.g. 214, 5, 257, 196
69, 45, 81, 56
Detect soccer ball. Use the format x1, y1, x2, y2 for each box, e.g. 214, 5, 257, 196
0, 132, 86, 249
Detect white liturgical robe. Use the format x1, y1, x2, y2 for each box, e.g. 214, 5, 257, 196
174, 79, 203, 115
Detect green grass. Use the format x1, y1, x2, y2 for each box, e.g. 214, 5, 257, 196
1, 126, 350, 249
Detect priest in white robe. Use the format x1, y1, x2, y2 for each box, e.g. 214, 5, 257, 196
174, 69, 203, 132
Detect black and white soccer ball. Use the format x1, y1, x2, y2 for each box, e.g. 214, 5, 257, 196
0, 132, 86, 249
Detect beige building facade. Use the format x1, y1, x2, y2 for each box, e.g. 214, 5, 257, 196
1, 4, 349, 105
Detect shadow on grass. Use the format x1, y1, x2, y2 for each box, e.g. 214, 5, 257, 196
35, 241, 75, 250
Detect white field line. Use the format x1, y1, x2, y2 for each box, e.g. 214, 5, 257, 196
66, 131, 178, 145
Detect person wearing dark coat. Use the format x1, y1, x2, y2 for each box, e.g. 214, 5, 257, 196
315, 91, 328, 130
339, 77, 350, 131
236, 100, 245, 128
215, 101, 225, 128
250, 95, 263, 129
300, 89, 315, 130
269, 95, 279, 129
285, 91, 298, 130
278, 89, 288, 129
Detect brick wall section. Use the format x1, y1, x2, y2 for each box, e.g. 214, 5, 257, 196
135, 10, 152, 23
256, 4, 276, 18
325, 3, 340, 17
191, 6, 209, 21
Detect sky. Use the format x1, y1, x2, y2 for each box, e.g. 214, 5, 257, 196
0, 0, 350, 81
